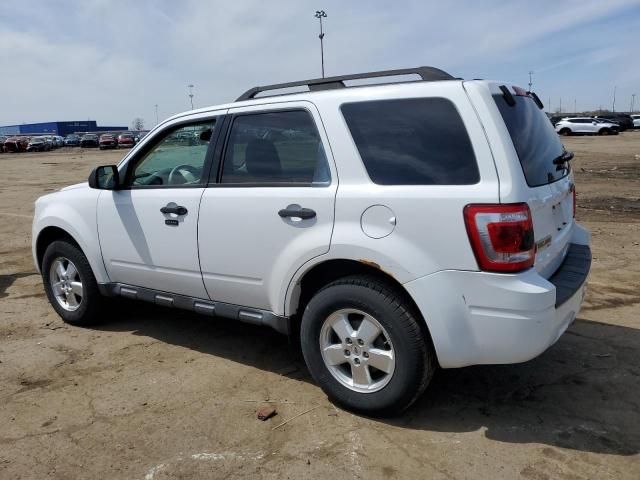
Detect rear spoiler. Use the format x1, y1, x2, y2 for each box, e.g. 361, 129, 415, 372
499, 85, 544, 110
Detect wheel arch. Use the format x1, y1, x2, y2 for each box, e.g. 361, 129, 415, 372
35, 226, 81, 270
288, 258, 437, 360
33, 217, 109, 284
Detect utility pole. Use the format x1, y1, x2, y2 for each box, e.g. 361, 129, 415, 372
612, 86, 616, 112
187, 84, 195, 110
154, 104, 159, 125
574, 99, 577, 114
528, 71, 534, 91
630, 94, 636, 113
559, 97, 562, 113
314, 10, 327, 78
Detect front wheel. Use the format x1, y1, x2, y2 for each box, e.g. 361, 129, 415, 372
300, 275, 436, 416
559, 128, 572, 136
42, 240, 107, 326
599, 128, 610, 136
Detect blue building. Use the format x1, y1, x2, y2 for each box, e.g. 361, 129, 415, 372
0, 121, 127, 136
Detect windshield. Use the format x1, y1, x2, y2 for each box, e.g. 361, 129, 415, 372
493, 93, 568, 187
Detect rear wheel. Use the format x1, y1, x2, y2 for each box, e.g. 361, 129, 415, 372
559, 128, 571, 136
300, 275, 436, 415
42, 240, 107, 326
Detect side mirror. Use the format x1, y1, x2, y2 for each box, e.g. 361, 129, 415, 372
88, 165, 120, 190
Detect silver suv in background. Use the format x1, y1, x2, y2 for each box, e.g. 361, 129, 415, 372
632, 114, 640, 128
555, 117, 619, 136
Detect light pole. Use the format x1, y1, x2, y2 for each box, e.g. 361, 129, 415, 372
315, 10, 327, 78
188, 84, 195, 109
612, 86, 617, 112
154, 104, 159, 125
574, 98, 577, 114
528, 71, 534, 91
630, 94, 636, 113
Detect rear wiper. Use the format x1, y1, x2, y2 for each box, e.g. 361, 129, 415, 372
552, 151, 574, 165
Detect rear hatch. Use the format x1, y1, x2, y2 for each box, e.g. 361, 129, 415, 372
489, 83, 574, 279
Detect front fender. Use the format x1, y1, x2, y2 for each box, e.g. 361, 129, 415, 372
32, 191, 108, 283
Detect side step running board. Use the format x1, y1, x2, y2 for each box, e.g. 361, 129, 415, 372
97, 283, 289, 335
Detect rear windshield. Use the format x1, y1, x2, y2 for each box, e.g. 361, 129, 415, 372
341, 98, 479, 185
493, 94, 567, 187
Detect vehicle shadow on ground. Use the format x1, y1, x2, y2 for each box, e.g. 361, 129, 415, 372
97, 303, 639, 456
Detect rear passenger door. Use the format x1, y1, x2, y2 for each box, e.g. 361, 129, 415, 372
198, 102, 337, 314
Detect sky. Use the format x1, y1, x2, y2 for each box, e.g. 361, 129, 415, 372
1, 0, 639, 128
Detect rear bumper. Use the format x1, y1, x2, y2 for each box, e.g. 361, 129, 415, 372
405, 226, 591, 368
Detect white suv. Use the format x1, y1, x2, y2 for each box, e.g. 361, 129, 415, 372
555, 117, 619, 136
32, 67, 591, 415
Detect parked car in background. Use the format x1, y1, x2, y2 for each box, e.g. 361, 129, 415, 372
0, 135, 7, 152
54, 136, 65, 148
593, 118, 620, 133
26, 136, 52, 152
99, 134, 118, 150
3, 136, 30, 152
549, 116, 565, 126
631, 114, 640, 128
117, 133, 135, 148
134, 131, 148, 143
80, 134, 99, 148
64, 134, 81, 147
595, 114, 633, 131
42, 136, 56, 149
555, 117, 618, 136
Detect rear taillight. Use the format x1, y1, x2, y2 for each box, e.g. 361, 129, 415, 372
464, 203, 535, 273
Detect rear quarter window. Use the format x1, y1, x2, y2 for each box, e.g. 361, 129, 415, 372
341, 98, 479, 185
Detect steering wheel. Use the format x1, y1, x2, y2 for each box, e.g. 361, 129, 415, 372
168, 164, 200, 185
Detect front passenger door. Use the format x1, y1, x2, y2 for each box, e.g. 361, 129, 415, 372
97, 117, 221, 297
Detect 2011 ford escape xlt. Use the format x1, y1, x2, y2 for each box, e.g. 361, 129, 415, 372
32, 67, 591, 415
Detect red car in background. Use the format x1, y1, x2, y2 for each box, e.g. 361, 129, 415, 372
3, 136, 30, 152
117, 133, 135, 148
99, 134, 118, 150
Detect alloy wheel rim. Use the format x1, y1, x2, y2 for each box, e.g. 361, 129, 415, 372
49, 257, 83, 312
319, 308, 395, 393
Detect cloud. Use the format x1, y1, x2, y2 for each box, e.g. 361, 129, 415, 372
1, 0, 639, 126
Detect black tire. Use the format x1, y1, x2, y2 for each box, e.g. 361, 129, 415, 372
42, 240, 106, 326
300, 275, 436, 416
599, 128, 610, 136
559, 128, 571, 136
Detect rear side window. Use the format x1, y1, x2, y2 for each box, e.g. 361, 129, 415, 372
221, 110, 330, 185
493, 93, 566, 187
341, 98, 479, 185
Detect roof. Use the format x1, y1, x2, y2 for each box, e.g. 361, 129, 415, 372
162, 66, 462, 125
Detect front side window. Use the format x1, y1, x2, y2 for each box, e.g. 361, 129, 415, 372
221, 110, 330, 185
341, 98, 479, 185
128, 120, 216, 187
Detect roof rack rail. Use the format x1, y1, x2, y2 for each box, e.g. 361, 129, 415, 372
236, 66, 456, 101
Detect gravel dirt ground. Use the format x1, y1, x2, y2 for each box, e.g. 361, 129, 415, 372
1, 134, 639, 479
